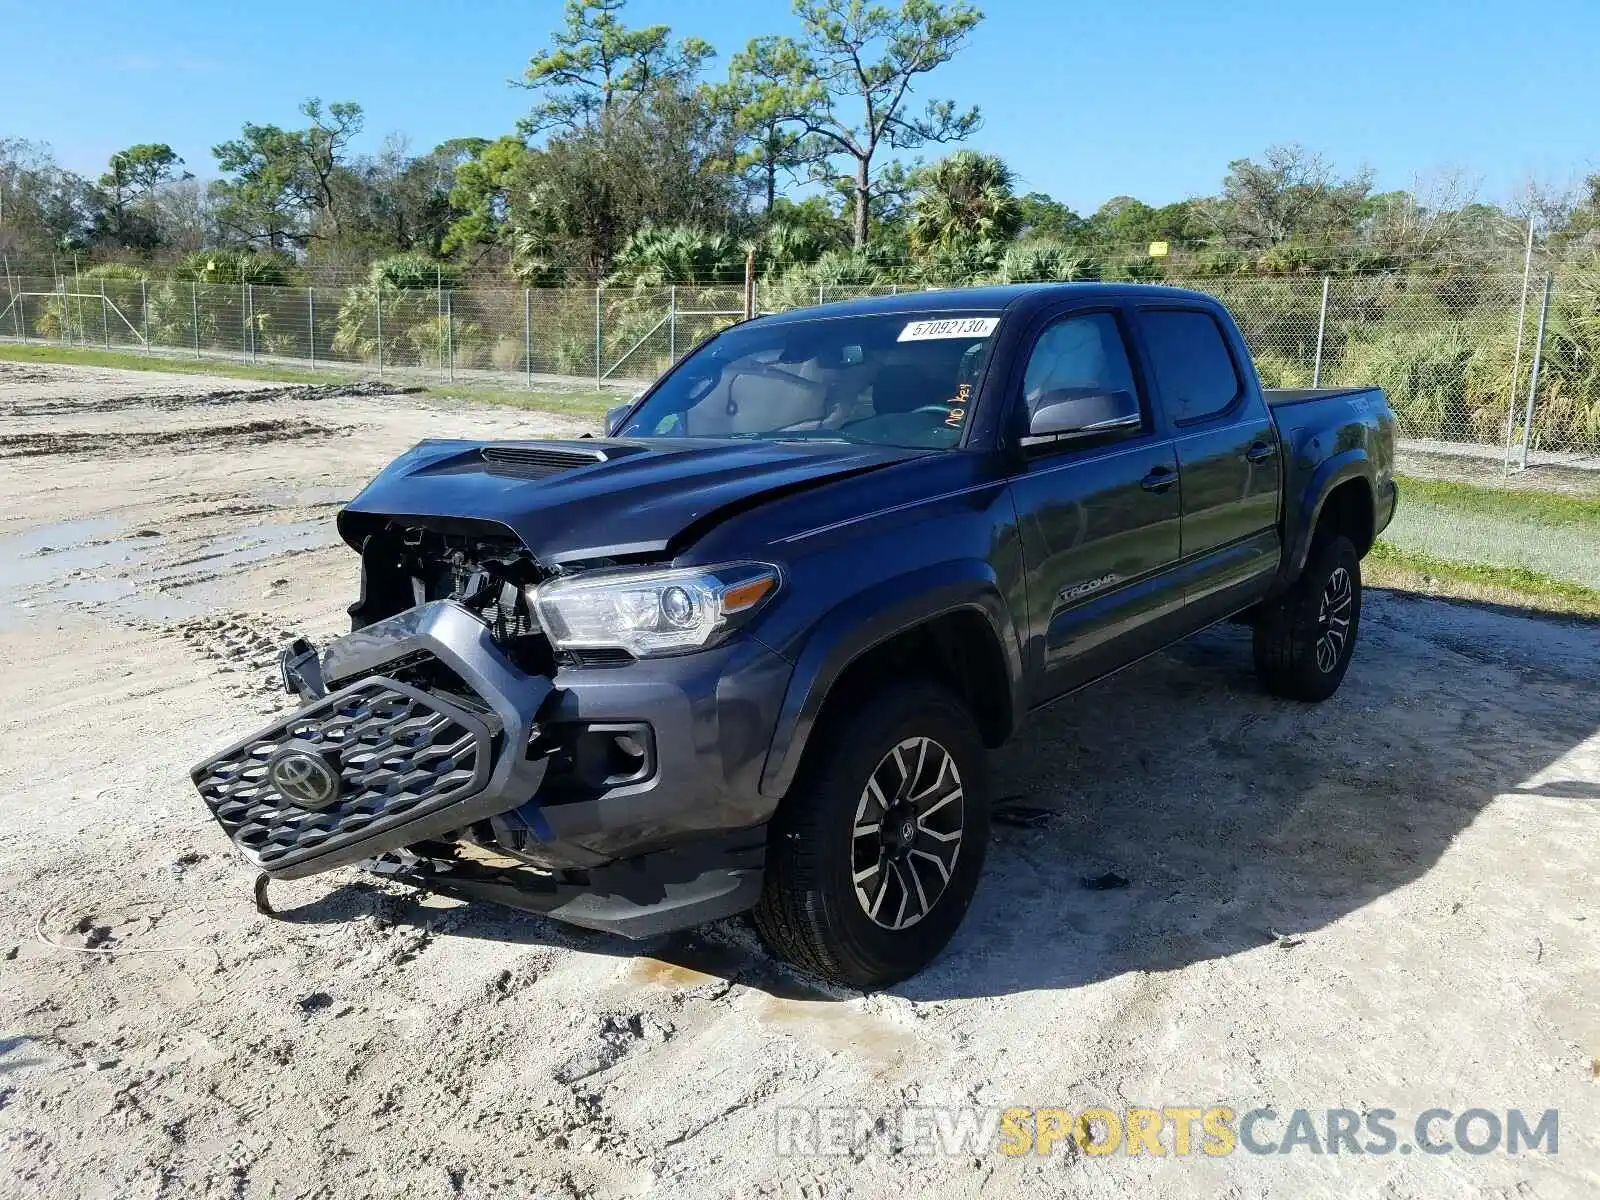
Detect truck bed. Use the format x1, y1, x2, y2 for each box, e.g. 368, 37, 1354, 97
1265, 386, 1379, 408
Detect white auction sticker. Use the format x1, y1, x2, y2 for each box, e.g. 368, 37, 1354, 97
897, 317, 999, 342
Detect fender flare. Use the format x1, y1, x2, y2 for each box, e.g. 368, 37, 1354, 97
1285, 449, 1376, 580
758, 559, 1024, 798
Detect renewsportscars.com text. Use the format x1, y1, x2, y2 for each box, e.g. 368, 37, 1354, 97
775, 1105, 1559, 1159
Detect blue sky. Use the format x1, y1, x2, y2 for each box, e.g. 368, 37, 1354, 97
5, 0, 1594, 212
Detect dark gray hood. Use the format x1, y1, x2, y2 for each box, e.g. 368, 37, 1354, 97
338, 436, 920, 564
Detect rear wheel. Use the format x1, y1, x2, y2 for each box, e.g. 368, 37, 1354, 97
1253, 534, 1362, 702
754, 681, 989, 989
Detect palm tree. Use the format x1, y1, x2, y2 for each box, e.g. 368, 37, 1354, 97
908, 152, 1023, 256
608, 225, 745, 286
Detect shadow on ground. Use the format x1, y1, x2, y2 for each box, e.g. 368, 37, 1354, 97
269, 592, 1600, 1002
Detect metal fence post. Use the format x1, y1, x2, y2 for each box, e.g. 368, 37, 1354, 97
1312, 276, 1330, 387
248, 282, 256, 363
17, 293, 25, 343
446, 290, 455, 382
59, 277, 69, 345
524, 287, 532, 388
100, 279, 110, 349
436, 265, 444, 372
594, 286, 603, 389
308, 286, 316, 369
1517, 274, 1553, 471
192, 282, 200, 357
1502, 217, 1536, 474
140, 280, 149, 353
669, 285, 677, 363
375, 288, 383, 378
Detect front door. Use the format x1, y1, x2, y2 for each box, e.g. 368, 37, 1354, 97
1007, 308, 1184, 704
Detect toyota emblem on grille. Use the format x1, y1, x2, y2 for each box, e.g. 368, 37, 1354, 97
267, 745, 341, 809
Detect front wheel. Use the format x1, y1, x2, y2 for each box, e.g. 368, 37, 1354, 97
1253, 534, 1362, 702
754, 681, 989, 990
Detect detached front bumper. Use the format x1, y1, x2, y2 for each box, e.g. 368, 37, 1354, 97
190, 602, 552, 880
189, 600, 792, 935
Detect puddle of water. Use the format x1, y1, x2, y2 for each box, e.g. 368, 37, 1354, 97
146, 520, 332, 585
0, 517, 131, 590
1, 515, 336, 630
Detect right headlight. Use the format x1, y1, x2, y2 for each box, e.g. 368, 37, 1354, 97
528, 562, 780, 658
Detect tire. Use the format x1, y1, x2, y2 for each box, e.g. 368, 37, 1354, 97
754, 680, 989, 990
1253, 534, 1362, 702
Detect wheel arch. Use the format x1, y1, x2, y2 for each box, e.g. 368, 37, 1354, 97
758, 561, 1023, 799
1286, 450, 1377, 579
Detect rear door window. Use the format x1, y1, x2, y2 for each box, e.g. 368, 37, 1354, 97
1139, 309, 1243, 425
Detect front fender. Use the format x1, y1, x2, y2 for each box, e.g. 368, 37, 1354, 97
757, 559, 1024, 798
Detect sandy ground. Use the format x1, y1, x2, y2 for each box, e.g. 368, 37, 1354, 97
0, 360, 1595, 1199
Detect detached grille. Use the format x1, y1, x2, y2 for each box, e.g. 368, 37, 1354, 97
481, 444, 606, 478
192, 678, 492, 871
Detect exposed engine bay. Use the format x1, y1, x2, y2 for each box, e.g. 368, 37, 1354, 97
348, 523, 549, 656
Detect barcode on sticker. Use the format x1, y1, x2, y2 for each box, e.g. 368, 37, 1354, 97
897, 317, 999, 342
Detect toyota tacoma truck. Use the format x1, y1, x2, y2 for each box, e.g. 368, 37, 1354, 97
191, 283, 1397, 989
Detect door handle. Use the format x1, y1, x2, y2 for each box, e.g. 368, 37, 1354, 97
1245, 441, 1275, 464
1140, 466, 1177, 493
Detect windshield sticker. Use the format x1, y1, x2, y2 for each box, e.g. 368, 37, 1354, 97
898, 317, 999, 342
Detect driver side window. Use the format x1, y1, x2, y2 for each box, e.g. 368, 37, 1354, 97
1022, 312, 1139, 421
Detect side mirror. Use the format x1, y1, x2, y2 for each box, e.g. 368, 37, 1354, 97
604, 402, 632, 436
1027, 388, 1141, 441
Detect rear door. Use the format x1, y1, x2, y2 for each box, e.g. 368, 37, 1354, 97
1130, 305, 1283, 620
1007, 305, 1184, 705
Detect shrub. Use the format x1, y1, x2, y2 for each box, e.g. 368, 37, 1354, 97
369, 252, 459, 292
173, 248, 295, 286
1252, 351, 1314, 389
490, 335, 526, 372
1342, 324, 1484, 440
406, 314, 483, 369
993, 240, 1098, 284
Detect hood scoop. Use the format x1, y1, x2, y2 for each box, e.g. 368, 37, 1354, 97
480, 443, 610, 479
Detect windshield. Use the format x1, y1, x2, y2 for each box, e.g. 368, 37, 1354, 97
616, 311, 1001, 450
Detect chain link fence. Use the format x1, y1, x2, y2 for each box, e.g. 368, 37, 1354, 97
2, 267, 1597, 468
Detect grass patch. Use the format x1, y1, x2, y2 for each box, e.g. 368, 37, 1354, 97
1394, 473, 1600, 527
1367, 540, 1600, 619
0, 342, 619, 420
0, 342, 355, 386
423, 385, 615, 420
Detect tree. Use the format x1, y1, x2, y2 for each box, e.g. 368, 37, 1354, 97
352, 136, 485, 258
506, 83, 742, 282
1200, 143, 1372, 248
211, 99, 364, 249
0, 139, 97, 259
1016, 192, 1084, 242
443, 136, 533, 259
97, 143, 189, 249
517, 0, 714, 137
907, 150, 1019, 253
747, 0, 984, 250
713, 37, 824, 212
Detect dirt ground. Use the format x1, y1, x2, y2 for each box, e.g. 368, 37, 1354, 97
0, 360, 1595, 1199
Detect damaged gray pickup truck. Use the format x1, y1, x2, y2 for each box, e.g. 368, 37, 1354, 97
191, 283, 1397, 988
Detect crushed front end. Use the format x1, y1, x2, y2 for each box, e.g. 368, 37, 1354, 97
190, 512, 782, 938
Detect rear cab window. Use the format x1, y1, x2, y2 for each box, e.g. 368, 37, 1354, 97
1138, 309, 1243, 425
